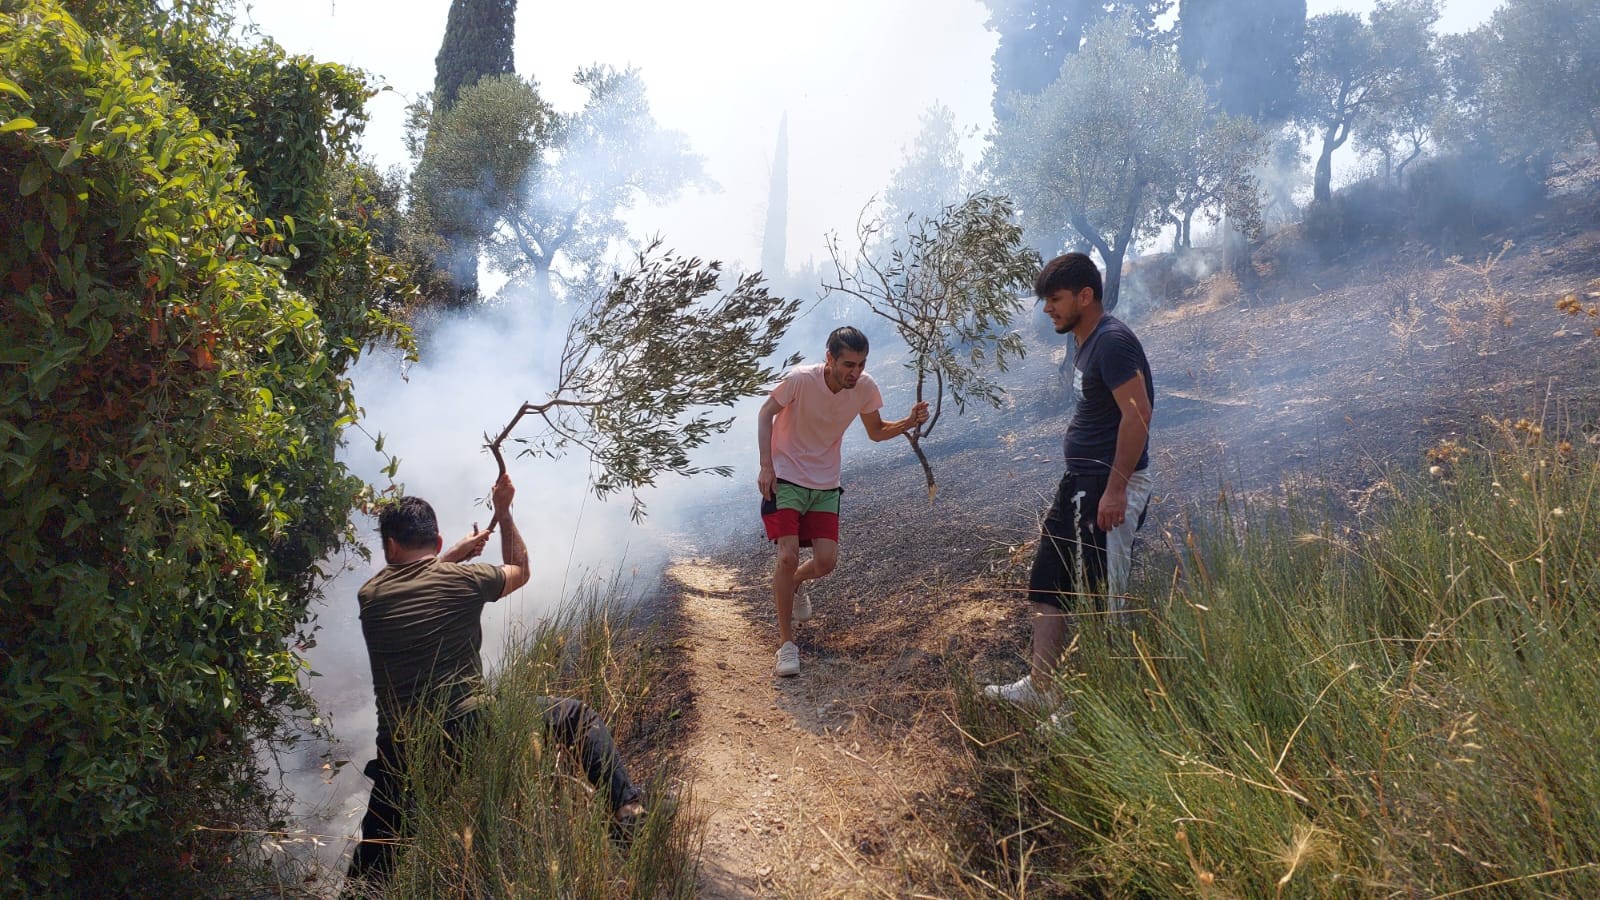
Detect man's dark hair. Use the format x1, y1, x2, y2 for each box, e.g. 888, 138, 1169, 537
1035, 252, 1103, 302
378, 496, 440, 550
825, 326, 869, 358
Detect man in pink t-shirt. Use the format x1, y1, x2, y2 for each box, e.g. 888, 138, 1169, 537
756, 326, 928, 676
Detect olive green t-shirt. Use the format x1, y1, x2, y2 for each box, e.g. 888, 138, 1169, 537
357, 557, 506, 740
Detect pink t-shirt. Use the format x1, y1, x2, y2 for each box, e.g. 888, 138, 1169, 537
770, 363, 884, 490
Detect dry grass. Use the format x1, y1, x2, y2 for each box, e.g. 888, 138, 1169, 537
951, 429, 1600, 897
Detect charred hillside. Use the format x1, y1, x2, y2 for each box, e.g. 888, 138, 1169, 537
675, 168, 1600, 587
644, 167, 1600, 899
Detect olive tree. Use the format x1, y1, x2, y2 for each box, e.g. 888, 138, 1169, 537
1478, 0, 1600, 160
410, 66, 704, 313
1295, 0, 1439, 203
988, 15, 1208, 309
1161, 111, 1267, 250
487, 241, 801, 520
824, 193, 1040, 499
879, 103, 970, 255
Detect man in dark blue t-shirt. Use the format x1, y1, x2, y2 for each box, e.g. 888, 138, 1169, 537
986, 253, 1155, 713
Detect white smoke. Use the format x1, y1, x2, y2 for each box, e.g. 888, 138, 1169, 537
248, 0, 1005, 878
272, 301, 655, 869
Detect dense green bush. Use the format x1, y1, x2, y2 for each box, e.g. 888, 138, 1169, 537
0, 1, 406, 891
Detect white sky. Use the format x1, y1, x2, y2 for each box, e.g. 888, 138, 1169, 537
242, 0, 1500, 274
242, 0, 996, 272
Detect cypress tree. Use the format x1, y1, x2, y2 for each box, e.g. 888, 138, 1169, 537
424, 0, 518, 305
433, 0, 517, 112
1178, 0, 1306, 123
760, 113, 789, 279
980, 0, 1169, 122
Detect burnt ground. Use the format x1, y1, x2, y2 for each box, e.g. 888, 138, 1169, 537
628, 178, 1600, 896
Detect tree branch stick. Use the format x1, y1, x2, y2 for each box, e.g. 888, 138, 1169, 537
480, 399, 565, 532
904, 432, 936, 505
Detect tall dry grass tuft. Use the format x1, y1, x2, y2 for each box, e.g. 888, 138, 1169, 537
1437, 242, 1515, 356
955, 423, 1600, 896
344, 578, 699, 898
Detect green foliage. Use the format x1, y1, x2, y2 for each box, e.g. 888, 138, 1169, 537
880, 103, 970, 256
825, 193, 1040, 494
411, 0, 518, 304
1296, 0, 1439, 204
1178, 0, 1306, 122
1161, 111, 1267, 250
353, 584, 697, 897
502, 240, 801, 519
989, 15, 1210, 308
408, 72, 552, 301
0, 1, 406, 890
487, 65, 708, 305
409, 64, 705, 311
981, 0, 1172, 121
1476, 0, 1600, 160
958, 429, 1600, 895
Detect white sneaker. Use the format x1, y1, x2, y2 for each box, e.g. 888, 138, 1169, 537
775, 641, 801, 677
792, 582, 813, 622
983, 675, 1047, 708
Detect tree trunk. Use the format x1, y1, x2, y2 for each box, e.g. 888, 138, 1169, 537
527, 260, 557, 329
1395, 144, 1423, 185
1103, 244, 1126, 311
1101, 178, 1145, 312
533, 260, 554, 303
442, 239, 479, 308
904, 432, 937, 504
1221, 214, 1250, 283
1313, 138, 1336, 204
1181, 208, 1194, 249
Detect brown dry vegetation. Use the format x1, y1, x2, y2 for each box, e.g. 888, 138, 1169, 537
635, 179, 1600, 896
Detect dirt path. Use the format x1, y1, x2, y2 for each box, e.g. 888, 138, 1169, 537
667, 559, 966, 899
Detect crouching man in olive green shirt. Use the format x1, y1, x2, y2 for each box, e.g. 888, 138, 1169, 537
347, 474, 644, 881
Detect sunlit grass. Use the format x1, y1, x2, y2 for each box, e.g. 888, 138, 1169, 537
344, 577, 699, 898
958, 425, 1600, 896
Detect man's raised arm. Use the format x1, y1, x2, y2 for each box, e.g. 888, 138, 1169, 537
491, 473, 531, 596
439, 527, 491, 563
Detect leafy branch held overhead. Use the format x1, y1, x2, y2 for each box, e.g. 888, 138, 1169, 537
824, 192, 1040, 500
487, 239, 800, 520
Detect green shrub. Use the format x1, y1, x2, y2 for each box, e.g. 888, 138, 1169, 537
0, 2, 406, 891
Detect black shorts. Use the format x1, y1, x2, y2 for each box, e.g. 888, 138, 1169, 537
1026, 469, 1152, 611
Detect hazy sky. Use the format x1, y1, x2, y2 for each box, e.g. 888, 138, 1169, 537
243, 0, 1501, 274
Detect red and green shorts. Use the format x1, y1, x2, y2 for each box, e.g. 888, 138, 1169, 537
761, 479, 841, 546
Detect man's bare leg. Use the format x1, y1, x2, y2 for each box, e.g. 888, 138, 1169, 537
772, 535, 800, 645
790, 537, 838, 590
1029, 601, 1069, 694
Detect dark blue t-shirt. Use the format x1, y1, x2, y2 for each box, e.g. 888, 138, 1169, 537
1064, 315, 1153, 475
